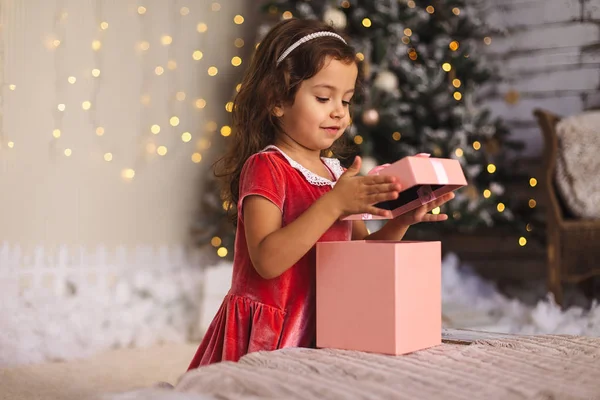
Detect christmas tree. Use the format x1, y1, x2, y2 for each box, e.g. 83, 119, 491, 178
194, 0, 540, 261
257, 0, 538, 236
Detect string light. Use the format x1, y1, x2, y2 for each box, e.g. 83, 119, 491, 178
100, 21, 109, 30
217, 247, 228, 257
167, 60, 177, 70
68, 76, 76, 84
180, 7, 190, 16
176, 91, 186, 101
157, 146, 168, 156
519, 237, 527, 246
234, 38, 244, 48
211, 237, 222, 247
82, 101, 92, 110
483, 189, 491, 198
341, 1, 350, 8
392, 132, 401, 141
221, 126, 232, 137
208, 66, 218, 76
404, 28, 412, 36
231, 56, 242, 66
155, 66, 164, 75
407, 1, 416, 8
497, 203, 505, 212
197, 23, 208, 33
121, 168, 135, 181
487, 164, 496, 173
282, 11, 293, 19
355, 52, 365, 61
362, 18, 372, 28
7, 141, 15, 148
151, 125, 160, 134
192, 50, 203, 60
529, 199, 537, 208
426, 6, 435, 14
169, 116, 180, 127
225, 102, 234, 112
58, 103, 66, 111
484, 37, 492, 45
137, 6, 147, 15
431, 207, 441, 215
53, 129, 61, 138
453, 92, 462, 100
104, 153, 113, 162
92, 68, 101, 77
452, 79, 461, 88
191, 153, 202, 163
96, 127, 105, 136
354, 135, 363, 144
205, 121, 217, 132
449, 41, 459, 51
452, 7, 461, 15
233, 15, 244, 24
529, 178, 538, 187
454, 148, 463, 157
211, 2, 221, 12
442, 63, 452, 72
181, 132, 192, 142
64, 148, 72, 157
161, 35, 173, 45
195, 98, 207, 109
472, 141, 481, 150
92, 40, 102, 51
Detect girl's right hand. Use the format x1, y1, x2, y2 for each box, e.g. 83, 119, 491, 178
328, 156, 402, 218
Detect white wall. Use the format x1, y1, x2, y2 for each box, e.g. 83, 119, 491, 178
0, 0, 256, 366
482, 0, 600, 156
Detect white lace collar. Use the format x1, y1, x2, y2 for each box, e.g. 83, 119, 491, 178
261, 145, 345, 187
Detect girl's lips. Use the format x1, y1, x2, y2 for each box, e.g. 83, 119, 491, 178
322, 127, 340, 135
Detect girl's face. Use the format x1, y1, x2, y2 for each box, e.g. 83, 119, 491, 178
276, 57, 358, 152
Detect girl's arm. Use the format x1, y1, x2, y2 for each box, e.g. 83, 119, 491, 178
352, 220, 409, 241
244, 193, 342, 279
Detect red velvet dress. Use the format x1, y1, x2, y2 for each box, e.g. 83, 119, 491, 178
187, 145, 352, 369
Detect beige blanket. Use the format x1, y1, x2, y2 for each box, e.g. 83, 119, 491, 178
108, 334, 600, 400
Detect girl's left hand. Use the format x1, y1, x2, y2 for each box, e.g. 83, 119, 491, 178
392, 192, 456, 226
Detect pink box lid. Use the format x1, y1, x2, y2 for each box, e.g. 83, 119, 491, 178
342, 154, 467, 221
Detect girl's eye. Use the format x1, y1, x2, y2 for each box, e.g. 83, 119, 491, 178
316, 97, 329, 103
342, 101, 352, 107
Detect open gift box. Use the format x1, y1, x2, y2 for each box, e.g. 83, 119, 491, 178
315, 155, 467, 356
343, 154, 467, 220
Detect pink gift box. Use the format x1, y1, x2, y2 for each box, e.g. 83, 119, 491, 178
343, 155, 467, 220
316, 240, 442, 355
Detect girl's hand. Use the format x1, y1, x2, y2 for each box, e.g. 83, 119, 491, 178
393, 192, 455, 226
328, 156, 402, 218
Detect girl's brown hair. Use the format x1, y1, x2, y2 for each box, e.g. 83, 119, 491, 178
214, 18, 360, 222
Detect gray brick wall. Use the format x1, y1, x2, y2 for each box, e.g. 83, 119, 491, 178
482, 0, 600, 156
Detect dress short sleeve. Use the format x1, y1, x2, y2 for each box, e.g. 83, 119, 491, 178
238, 152, 286, 218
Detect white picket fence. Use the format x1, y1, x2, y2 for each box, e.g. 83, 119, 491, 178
0, 241, 208, 367
0, 242, 199, 297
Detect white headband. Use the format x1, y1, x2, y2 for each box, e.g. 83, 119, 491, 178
276, 31, 348, 66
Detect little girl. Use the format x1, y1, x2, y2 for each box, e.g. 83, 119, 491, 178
187, 18, 454, 369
